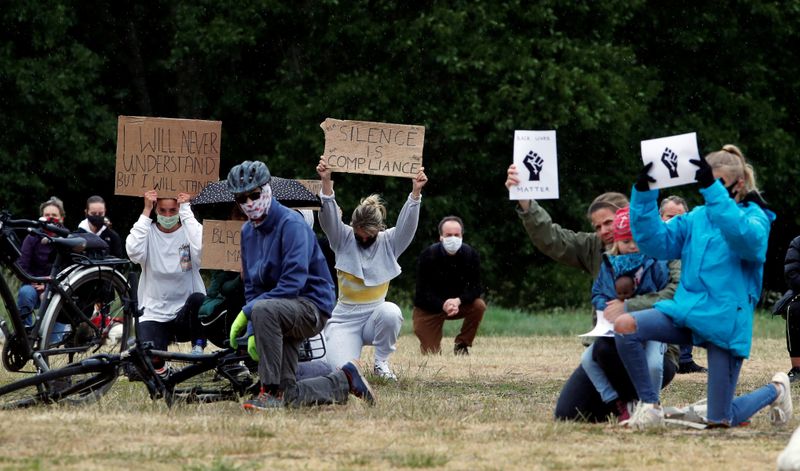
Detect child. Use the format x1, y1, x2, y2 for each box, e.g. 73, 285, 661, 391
582, 206, 669, 420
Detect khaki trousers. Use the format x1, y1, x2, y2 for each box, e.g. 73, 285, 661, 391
412, 298, 486, 354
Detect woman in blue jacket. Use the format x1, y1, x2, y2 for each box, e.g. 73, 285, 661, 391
614, 144, 791, 429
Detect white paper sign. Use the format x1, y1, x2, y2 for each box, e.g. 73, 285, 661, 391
579, 311, 614, 338
509, 130, 559, 200
640, 132, 700, 190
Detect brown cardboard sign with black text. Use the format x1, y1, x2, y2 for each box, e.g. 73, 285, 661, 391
115, 116, 222, 197
320, 118, 424, 178
200, 219, 244, 272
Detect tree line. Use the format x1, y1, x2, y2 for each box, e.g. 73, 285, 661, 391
1, 0, 798, 309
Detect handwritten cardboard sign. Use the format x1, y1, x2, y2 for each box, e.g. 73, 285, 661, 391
509, 130, 559, 200
294, 179, 323, 210
200, 219, 244, 272
320, 118, 424, 178
115, 116, 222, 198
640, 132, 700, 190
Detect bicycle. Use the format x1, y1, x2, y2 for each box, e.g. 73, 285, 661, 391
0, 275, 327, 408
0, 210, 135, 401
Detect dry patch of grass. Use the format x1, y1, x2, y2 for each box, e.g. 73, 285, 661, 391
0, 335, 794, 470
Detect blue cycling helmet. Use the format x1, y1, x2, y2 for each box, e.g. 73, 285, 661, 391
227, 160, 271, 195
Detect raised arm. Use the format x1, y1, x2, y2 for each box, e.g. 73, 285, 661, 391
126, 190, 158, 264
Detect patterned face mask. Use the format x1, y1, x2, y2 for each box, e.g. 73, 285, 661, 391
239, 184, 272, 222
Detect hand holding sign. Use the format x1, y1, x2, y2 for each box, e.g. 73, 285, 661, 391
411, 167, 428, 198
142, 190, 158, 217
689, 154, 715, 188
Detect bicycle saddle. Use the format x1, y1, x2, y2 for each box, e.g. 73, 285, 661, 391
51, 235, 87, 252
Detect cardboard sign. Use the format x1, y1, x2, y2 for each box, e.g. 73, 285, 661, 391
640, 132, 700, 190
320, 118, 424, 178
294, 179, 323, 210
115, 116, 222, 197
509, 130, 559, 200
296, 179, 322, 197
200, 219, 244, 272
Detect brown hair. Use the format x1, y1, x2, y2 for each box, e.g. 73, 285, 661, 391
40, 196, 65, 219
586, 192, 628, 220
704, 144, 759, 196
351, 194, 387, 233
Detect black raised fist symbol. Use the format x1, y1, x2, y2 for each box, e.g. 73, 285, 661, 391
661, 147, 679, 178
523, 151, 544, 181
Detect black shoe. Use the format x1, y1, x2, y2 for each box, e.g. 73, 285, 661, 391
787, 367, 800, 383
678, 361, 708, 374
454, 343, 469, 356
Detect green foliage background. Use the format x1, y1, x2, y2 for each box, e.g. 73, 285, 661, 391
1, 1, 798, 309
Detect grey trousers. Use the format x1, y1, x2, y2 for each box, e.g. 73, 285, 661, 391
251, 297, 349, 406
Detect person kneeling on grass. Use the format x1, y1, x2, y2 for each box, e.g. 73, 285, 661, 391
226, 160, 374, 410
614, 145, 791, 429
581, 206, 670, 422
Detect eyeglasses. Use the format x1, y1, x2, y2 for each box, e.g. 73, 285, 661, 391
235, 191, 261, 204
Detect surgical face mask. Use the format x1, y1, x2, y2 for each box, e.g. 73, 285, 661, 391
239, 185, 272, 222
442, 236, 462, 255
157, 214, 180, 230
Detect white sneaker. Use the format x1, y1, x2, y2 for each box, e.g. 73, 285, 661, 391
771, 372, 794, 427
622, 402, 664, 429
778, 425, 800, 470
373, 360, 397, 381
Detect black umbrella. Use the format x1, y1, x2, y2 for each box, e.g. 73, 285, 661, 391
191, 177, 320, 208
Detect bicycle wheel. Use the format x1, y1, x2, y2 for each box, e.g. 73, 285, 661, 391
162, 351, 254, 407
0, 362, 116, 409
38, 266, 133, 398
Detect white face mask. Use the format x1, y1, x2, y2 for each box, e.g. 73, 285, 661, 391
442, 236, 462, 255
239, 184, 272, 223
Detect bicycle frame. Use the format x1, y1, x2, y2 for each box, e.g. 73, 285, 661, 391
0, 213, 132, 373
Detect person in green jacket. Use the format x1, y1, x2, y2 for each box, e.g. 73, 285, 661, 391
505, 163, 679, 422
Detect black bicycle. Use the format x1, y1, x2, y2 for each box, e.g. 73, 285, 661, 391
0, 210, 135, 401
0, 272, 327, 409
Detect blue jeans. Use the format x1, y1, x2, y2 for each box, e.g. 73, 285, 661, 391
615, 308, 778, 425
581, 339, 665, 403
17, 284, 40, 328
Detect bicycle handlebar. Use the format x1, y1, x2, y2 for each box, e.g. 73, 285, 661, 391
1, 215, 70, 238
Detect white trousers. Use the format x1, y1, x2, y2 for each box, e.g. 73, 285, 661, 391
323, 300, 403, 368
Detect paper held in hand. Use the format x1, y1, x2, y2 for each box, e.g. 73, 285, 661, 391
578, 311, 614, 338
509, 130, 559, 200
640, 132, 700, 190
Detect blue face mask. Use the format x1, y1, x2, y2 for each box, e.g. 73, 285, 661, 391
157, 214, 180, 230
610, 252, 647, 277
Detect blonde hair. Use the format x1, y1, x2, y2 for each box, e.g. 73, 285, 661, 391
705, 144, 759, 195
40, 196, 65, 219
351, 194, 387, 233
586, 192, 628, 220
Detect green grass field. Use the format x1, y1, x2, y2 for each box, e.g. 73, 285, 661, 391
0, 306, 795, 470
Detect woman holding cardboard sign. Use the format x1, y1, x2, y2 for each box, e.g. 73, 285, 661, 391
317, 158, 427, 381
